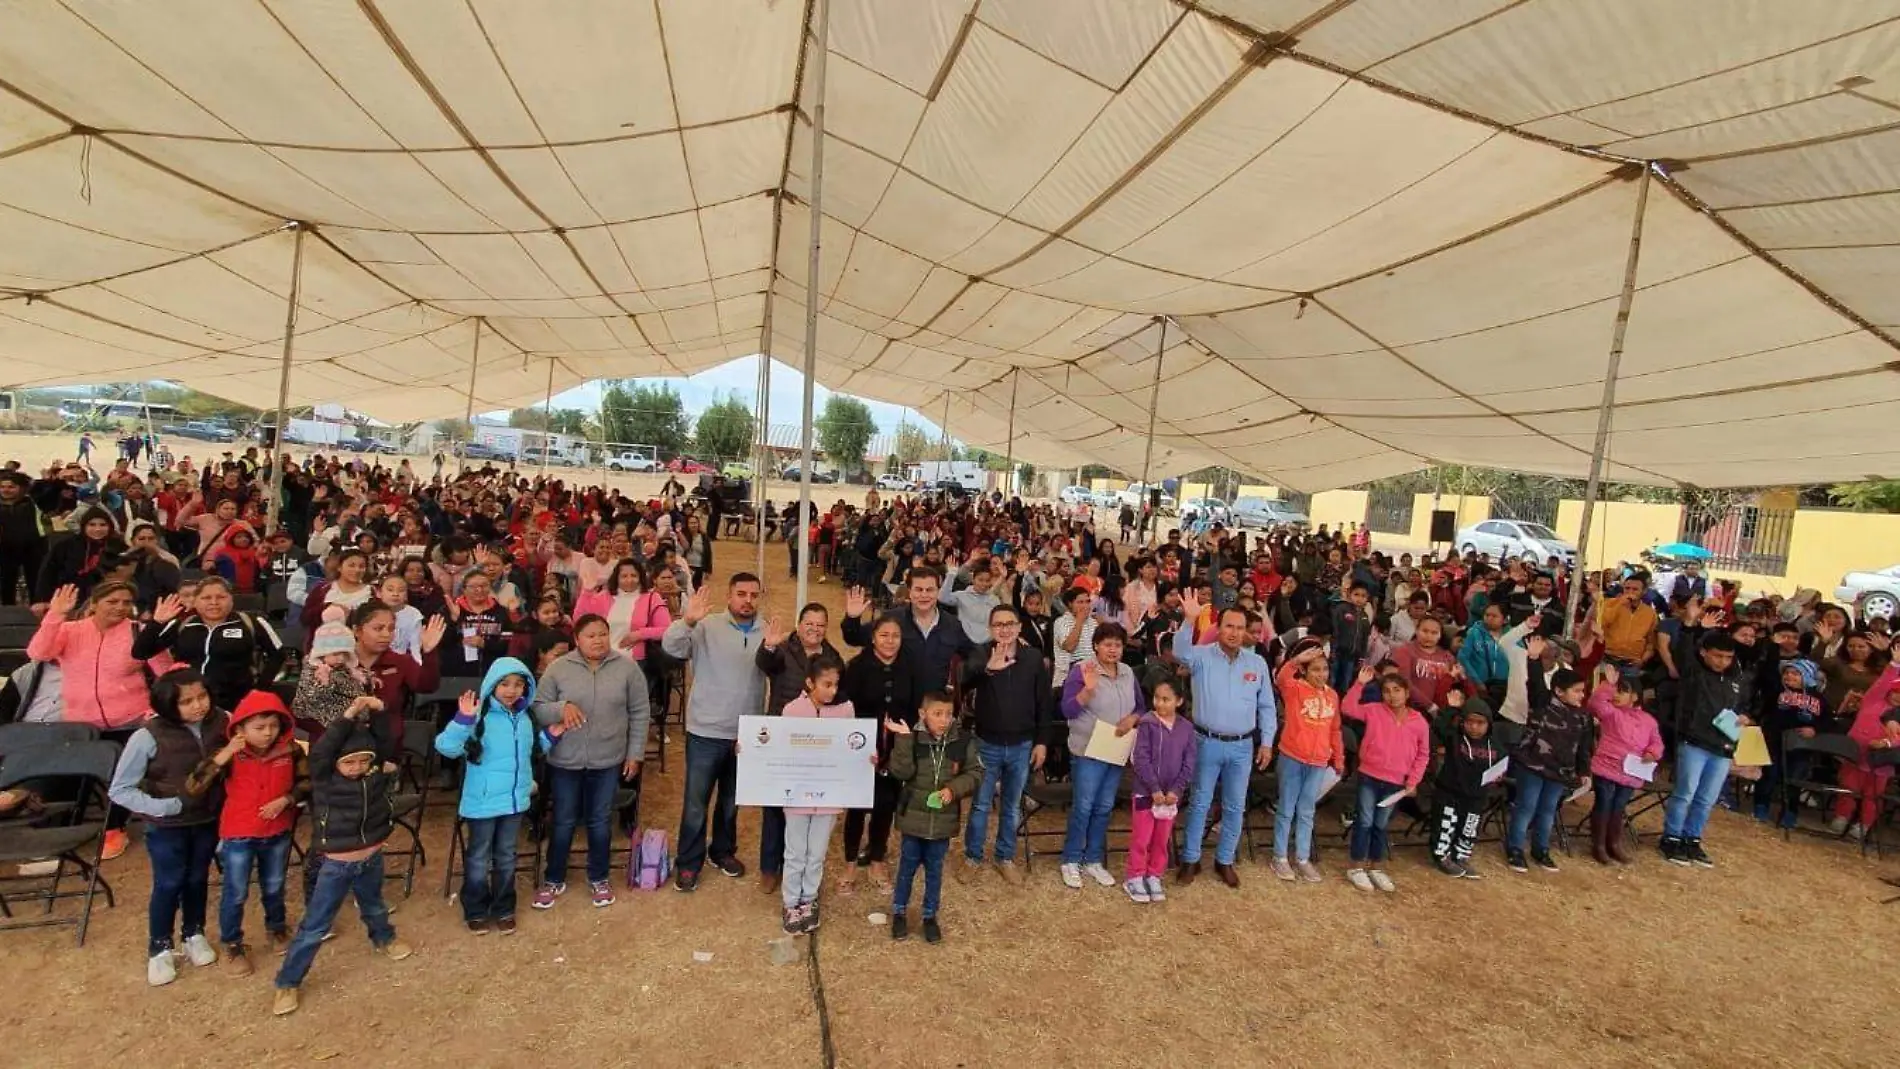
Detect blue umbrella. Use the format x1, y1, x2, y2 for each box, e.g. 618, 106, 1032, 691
1649, 541, 1713, 560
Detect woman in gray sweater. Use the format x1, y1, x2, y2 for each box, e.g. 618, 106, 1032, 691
531, 614, 651, 910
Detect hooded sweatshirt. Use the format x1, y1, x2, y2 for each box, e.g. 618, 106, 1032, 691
1846, 663, 1900, 780
33, 504, 120, 603
1273, 658, 1344, 770
1340, 692, 1432, 790
1433, 713, 1502, 801
661, 611, 766, 741
532, 647, 651, 771
436, 656, 545, 818
185, 691, 308, 840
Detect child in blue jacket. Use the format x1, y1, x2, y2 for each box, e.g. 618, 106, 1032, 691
436, 656, 546, 934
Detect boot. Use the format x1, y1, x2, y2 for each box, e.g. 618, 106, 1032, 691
1605, 817, 1632, 864
1589, 814, 1612, 865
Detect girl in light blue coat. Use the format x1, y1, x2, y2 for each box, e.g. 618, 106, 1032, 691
436, 656, 544, 934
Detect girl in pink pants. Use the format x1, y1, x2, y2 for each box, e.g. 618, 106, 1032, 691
1125, 679, 1196, 903
1831, 662, 1900, 837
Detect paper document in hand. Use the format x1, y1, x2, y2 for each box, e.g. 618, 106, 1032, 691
1315, 767, 1342, 800
1480, 757, 1509, 786
1566, 781, 1593, 804
734, 715, 876, 809
1082, 719, 1137, 766
1377, 790, 1405, 808
1621, 754, 1659, 782
1731, 725, 1772, 767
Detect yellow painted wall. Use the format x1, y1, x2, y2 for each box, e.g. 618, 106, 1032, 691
1554, 500, 1684, 570
1236, 484, 1281, 500
1180, 482, 1213, 502
1310, 489, 1367, 533
1409, 494, 1490, 548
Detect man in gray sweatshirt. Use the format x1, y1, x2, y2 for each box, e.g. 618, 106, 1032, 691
661, 572, 767, 891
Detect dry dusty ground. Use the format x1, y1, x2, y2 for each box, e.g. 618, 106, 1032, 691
1, 429, 1898, 1067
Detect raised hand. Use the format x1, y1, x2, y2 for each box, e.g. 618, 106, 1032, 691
683, 586, 712, 625
1525, 636, 1547, 661
762, 615, 788, 649
1356, 665, 1376, 685
421, 614, 448, 652
1178, 588, 1203, 622
48, 584, 79, 618
152, 594, 186, 624
882, 716, 911, 736
457, 690, 479, 718
843, 586, 869, 618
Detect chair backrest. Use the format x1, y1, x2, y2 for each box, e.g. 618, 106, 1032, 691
0, 623, 40, 649
401, 720, 436, 759
1785, 731, 1862, 763
0, 721, 98, 758
0, 739, 122, 793
0, 605, 37, 628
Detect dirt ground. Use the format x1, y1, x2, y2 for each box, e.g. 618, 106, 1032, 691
2, 428, 1899, 1067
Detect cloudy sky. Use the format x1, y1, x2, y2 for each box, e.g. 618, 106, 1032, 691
506, 355, 943, 439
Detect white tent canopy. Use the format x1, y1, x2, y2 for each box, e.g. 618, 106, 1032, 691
2, 1, 1898, 490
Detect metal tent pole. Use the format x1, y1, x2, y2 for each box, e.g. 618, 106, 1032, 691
940, 394, 951, 462
1003, 368, 1018, 499
793, 0, 830, 609
1137, 317, 1167, 540
1564, 165, 1652, 637
266, 223, 306, 536
755, 299, 774, 580
460, 318, 482, 475
539, 358, 555, 478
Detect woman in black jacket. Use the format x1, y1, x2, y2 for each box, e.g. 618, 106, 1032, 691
34, 504, 125, 608
838, 616, 923, 892
133, 576, 287, 711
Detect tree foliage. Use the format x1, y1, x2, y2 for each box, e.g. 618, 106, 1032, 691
509, 406, 591, 436
1829, 480, 1900, 513
693, 396, 756, 462
600, 381, 688, 454
432, 418, 473, 443
816, 395, 876, 474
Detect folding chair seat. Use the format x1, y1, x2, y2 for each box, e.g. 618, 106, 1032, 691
233, 592, 267, 615
0, 606, 36, 628
1016, 780, 1071, 872
0, 624, 39, 649
1783, 733, 1874, 851
384, 792, 427, 897
0, 722, 98, 753
0, 740, 120, 945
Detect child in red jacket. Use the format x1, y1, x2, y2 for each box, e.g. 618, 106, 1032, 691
186, 690, 310, 976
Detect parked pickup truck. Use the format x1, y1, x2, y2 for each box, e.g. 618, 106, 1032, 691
164, 420, 237, 443
606, 451, 657, 472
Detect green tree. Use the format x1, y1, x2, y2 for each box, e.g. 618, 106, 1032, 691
432, 417, 473, 445
816, 395, 876, 475
600, 381, 688, 454
892, 423, 939, 464
694, 396, 756, 463
1829, 480, 1900, 513
509, 407, 590, 436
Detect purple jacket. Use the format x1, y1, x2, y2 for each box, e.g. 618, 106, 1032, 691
1131, 712, 1196, 798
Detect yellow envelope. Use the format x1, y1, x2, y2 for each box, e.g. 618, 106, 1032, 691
1732, 725, 1772, 767
1082, 719, 1137, 766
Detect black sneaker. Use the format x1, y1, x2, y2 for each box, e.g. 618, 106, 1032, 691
1458, 861, 1484, 880
466, 919, 489, 936
1433, 856, 1466, 878
890, 915, 909, 941
1505, 849, 1529, 873
675, 867, 701, 893
1660, 836, 1691, 867
1531, 850, 1560, 873
711, 855, 747, 879
1685, 839, 1714, 869
922, 917, 942, 944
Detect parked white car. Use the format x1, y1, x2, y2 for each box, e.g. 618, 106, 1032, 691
1456, 519, 1577, 565
1836, 564, 1900, 620
875, 474, 911, 491
606, 451, 656, 472
1230, 497, 1308, 529
1058, 485, 1094, 506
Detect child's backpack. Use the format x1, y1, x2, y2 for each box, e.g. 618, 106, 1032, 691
627, 827, 672, 890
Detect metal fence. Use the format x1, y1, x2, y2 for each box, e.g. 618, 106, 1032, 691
1364, 486, 1413, 534
1679, 504, 1795, 576
1488, 489, 1559, 528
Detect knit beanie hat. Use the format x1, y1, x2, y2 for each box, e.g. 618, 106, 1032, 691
311, 605, 355, 665
1782, 658, 1821, 691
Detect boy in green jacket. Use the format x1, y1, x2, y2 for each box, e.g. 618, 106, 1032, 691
884, 691, 983, 944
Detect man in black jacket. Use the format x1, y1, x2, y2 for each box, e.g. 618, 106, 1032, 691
0, 472, 47, 605
1506, 571, 1566, 637
1659, 619, 1750, 869
956, 604, 1052, 884
841, 566, 973, 695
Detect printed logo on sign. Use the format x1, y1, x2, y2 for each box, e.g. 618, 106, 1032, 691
781, 788, 794, 802
756, 726, 772, 746
803, 790, 825, 803
846, 732, 868, 750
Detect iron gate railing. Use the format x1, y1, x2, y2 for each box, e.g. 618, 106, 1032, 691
1679, 504, 1794, 576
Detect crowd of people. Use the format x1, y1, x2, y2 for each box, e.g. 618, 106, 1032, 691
0, 439, 1896, 1017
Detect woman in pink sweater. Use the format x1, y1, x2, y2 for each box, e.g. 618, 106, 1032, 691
1340, 667, 1432, 893
1832, 661, 1900, 839
1584, 667, 1663, 865
572, 559, 671, 663
28, 580, 166, 859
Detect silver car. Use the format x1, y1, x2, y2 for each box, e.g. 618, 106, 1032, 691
1836, 564, 1900, 619
1230, 497, 1308, 529
1456, 519, 1577, 565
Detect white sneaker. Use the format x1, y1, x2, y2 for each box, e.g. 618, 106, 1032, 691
1059, 863, 1083, 889
181, 933, 218, 967
1346, 868, 1374, 892
1825, 815, 1850, 836
1122, 878, 1151, 903
1847, 823, 1867, 842
1270, 856, 1296, 881
1368, 870, 1396, 893
147, 951, 177, 987
1082, 863, 1116, 887
1143, 875, 1166, 901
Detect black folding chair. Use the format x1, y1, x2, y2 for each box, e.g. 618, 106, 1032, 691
0, 606, 36, 628
0, 624, 39, 649
0, 740, 120, 945
1016, 781, 1071, 873
1783, 733, 1873, 851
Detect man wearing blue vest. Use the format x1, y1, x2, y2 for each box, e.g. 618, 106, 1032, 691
1172, 588, 1278, 889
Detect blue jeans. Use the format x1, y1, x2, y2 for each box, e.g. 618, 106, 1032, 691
676, 733, 738, 873
217, 832, 292, 947
1179, 735, 1252, 866
1590, 778, 1636, 820
1507, 772, 1566, 854
1062, 756, 1121, 865
1349, 775, 1401, 863
275, 852, 395, 989
544, 766, 619, 886
462, 814, 522, 922
1755, 753, 1807, 827
892, 835, 949, 919
966, 739, 1032, 863
1664, 743, 1732, 839
1273, 755, 1329, 862
145, 822, 218, 955
1328, 653, 1361, 700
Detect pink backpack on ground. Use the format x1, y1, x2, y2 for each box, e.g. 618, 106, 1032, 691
627, 828, 672, 890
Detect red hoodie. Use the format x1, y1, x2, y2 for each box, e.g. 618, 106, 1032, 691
211, 692, 308, 840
